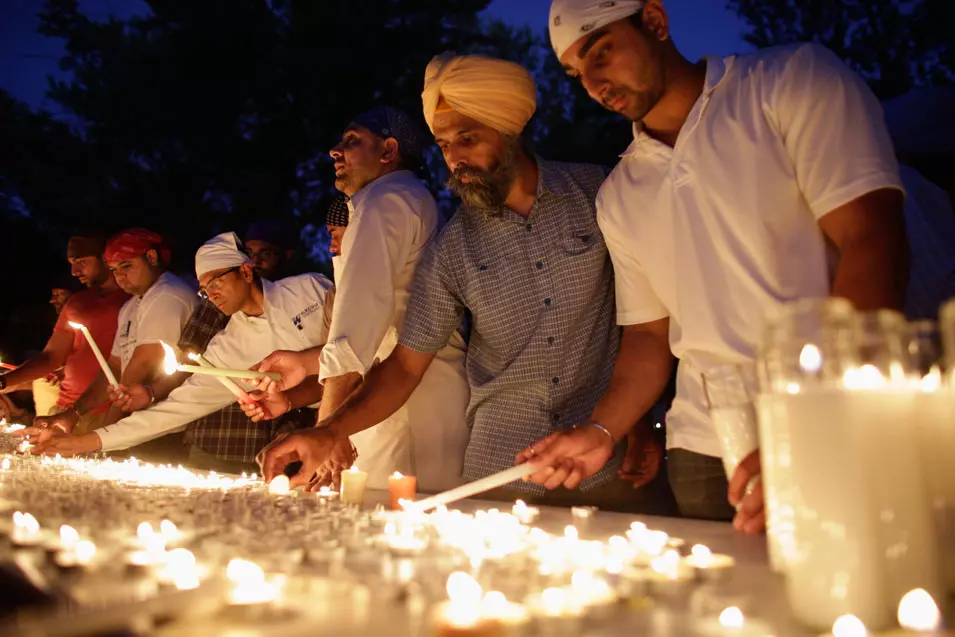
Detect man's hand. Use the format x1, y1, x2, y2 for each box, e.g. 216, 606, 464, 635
260, 428, 338, 488
728, 449, 765, 535
109, 384, 153, 413
30, 410, 79, 435
45, 369, 66, 388
306, 438, 357, 492
618, 426, 663, 488
31, 432, 102, 456
252, 350, 315, 393
239, 390, 287, 422
516, 424, 616, 490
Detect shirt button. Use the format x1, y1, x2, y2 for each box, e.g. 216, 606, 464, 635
535, 261, 543, 270
544, 298, 551, 306
526, 224, 532, 232
552, 377, 559, 384
547, 336, 555, 345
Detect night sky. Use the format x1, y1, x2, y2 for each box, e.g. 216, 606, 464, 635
1, 0, 749, 111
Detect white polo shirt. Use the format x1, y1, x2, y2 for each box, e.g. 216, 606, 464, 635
597, 43, 903, 457
96, 273, 333, 451
111, 272, 198, 373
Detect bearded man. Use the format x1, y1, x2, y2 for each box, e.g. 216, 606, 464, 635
260, 54, 673, 513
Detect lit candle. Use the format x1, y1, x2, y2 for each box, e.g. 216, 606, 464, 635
340, 465, 369, 505
645, 549, 695, 596
480, 591, 529, 633
315, 485, 339, 504
226, 558, 282, 605
528, 586, 584, 634
10, 511, 42, 547
54, 539, 97, 570
432, 572, 492, 636
267, 474, 291, 495
156, 548, 203, 589
511, 500, 539, 525
877, 589, 955, 637
695, 606, 775, 637
570, 506, 597, 530
570, 570, 617, 618
821, 614, 870, 637
685, 544, 736, 581
68, 321, 119, 388
161, 343, 257, 405
175, 364, 280, 381
388, 471, 417, 510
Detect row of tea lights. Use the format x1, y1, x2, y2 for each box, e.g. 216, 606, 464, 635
1, 427, 951, 637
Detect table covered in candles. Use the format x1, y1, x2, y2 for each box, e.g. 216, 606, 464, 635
0, 430, 945, 637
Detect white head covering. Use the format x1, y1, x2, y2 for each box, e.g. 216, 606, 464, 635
549, 0, 645, 59
195, 231, 251, 279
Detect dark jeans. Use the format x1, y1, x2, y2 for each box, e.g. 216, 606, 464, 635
667, 448, 736, 521
480, 471, 679, 516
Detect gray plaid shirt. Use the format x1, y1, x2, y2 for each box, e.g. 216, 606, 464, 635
399, 158, 622, 494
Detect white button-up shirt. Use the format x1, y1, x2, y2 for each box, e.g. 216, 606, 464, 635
597, 43, 903, 456
319, 170, 470, 491
111, 272, 197, 374
96, 274, 334, 451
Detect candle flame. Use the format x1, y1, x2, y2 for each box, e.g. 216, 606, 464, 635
74, 540, 96, 564
541, 587, 567, 615
67, 321, 85, 330
843, 365, 885, 390
187, 352, 202, 362
161, 341, 179, 375
159, 519, 179, 540
691, 544, 714, 566
137, 521, 154, 540
832, 614, 868, 637
267, 474, 290, 495
59, 525, 79, 549
348, 465, 360, 472
227, 558, 265, 584
392, 471, 404, 479
719, 607, 745, 628
919, 368, 942, 393
799, 344, 823, 373
15, 512, 39, 534
564, 525, 579, 540
897, 588, 941, 631
446, 571, 482, 605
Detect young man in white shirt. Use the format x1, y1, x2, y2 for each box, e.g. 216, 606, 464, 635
29, 232, 333, 457
29, 229, 196, 434
243, 107, 470, 492
536, 0, 907, 529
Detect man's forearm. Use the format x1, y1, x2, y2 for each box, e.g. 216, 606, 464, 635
324, 357, 421, 439
286, 376, 324, 410
831, 234, 908, 311
75, 373, 110, 413
317, 373, 362, 422
590, 327, 674, 441
1, 354, 58, 392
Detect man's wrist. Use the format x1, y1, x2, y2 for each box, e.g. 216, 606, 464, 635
580, 421, 618, 445
143, 384, 156, 406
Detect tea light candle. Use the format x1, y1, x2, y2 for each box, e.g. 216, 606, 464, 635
528, 586, 584, 636
696, 606, 775, 637
511, 500, 539, 525
685, 544, 735, 581
820, 614, 869, 637
646, 549, 695, 596
570, 570, 617, 618
226, 558, 282, 605
571, 506, 597, 530
878, 589, 955, 637
384, 522, 427, 557
480, 591, 529, 631
11, 511, 42, 547
268, 474, 291, 495
54, 539, 97, 570
340, 465, 369, 505
315, 485, 339, 504
388, 472, 417, 510
432, 572, 495, 637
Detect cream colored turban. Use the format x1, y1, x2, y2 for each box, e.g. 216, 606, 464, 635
195, 231, 251, 279
549, 0, 644, 59
422, 53, 537, 136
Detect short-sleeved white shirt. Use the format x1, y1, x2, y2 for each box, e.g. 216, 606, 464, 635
597, 43, 903, 456
111, 272, 198, 374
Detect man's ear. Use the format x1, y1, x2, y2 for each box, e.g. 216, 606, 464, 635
145, 249, 159, 267
381, 137, 400, 165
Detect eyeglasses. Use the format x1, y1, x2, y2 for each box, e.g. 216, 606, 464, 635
198, 266, 240, 300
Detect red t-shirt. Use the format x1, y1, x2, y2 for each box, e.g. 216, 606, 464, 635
53, 287, 130, 412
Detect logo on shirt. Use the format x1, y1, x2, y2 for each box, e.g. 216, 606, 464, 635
292, 302, 322, 332
122, 320, 131, 338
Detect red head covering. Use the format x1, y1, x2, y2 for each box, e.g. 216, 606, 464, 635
104, 229, 171, 266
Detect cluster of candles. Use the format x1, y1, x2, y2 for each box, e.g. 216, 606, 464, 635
0, 445, 764, 635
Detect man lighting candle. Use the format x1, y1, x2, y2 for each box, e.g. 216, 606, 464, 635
0, 232, 129, 433
244, 107, 470, 493
25, 229, 196, 442
542, 0, 907, 529
29, 231, 334, 457
260, 55, 673, 514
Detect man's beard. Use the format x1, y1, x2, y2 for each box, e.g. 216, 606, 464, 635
446, 142, 519, 212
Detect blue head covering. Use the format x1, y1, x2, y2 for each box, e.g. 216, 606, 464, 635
350, 106, 425, 164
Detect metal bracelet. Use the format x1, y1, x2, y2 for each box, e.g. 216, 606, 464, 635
587, 422, 616, 445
